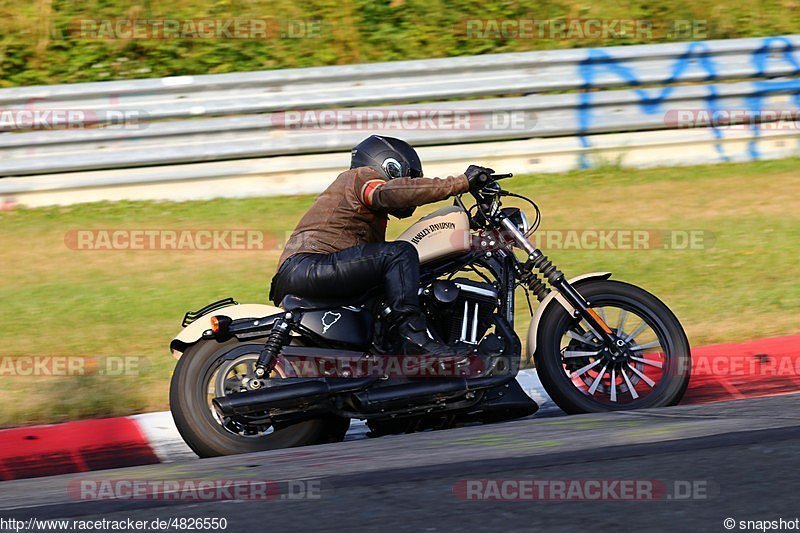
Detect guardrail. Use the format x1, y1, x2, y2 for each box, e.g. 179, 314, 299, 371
1, 35, 799, 203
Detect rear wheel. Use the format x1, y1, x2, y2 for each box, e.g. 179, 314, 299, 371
170, 338, 349, 457
534, 280, 690, 414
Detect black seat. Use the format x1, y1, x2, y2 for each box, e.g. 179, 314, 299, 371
280, 293, 371, 311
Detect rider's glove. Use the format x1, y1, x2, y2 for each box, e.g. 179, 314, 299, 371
465, 165, 495, 193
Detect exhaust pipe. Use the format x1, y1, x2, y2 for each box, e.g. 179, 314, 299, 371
351, 312, 519, 412
214, 374, 515, 417
353, 374, 514, 412
214, 314, 521, 417
213, 377, 377, 417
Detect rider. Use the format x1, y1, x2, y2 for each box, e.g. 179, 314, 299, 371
270, 134, 493, 357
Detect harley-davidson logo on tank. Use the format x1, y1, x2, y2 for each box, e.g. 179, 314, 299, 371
396, 206, 471, 264
408, 221, 456, 244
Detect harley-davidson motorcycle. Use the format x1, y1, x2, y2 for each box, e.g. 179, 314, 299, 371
169, 172, 691, 457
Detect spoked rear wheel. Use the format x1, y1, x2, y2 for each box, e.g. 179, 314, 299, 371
170, 339, 349, 457
535, 280, 690, 414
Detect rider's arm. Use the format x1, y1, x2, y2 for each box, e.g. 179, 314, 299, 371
354, 168, 469, 210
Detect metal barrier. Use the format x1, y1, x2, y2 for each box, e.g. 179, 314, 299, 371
1, 35, 799, 203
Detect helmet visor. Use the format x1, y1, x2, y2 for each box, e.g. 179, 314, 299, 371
382, 157, 422, 179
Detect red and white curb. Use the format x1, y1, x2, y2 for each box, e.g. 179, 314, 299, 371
0, 417, 160, 482
1, 334, 798, 481
129, 412, 196, 463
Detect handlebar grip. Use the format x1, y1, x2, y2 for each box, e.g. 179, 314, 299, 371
491, 173, 513, 180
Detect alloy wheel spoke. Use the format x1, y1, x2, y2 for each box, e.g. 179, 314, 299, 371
610, 367, 617, 402
564, 349, 602, 358
588, 364, 608, 395
627, 363, 656, 388
630, 355, 663, 369
616, 309, 628, 336
621, 367, 639, 399
571, 358, 602, 378
623, 321, 648, 343
567, 329, 597, 345
630, 340, 661, 352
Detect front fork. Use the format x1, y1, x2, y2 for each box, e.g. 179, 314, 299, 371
498, 216, 619, 346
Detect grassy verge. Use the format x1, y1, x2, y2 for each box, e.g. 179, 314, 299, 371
1, 0, 799, 86
1, 158, 798, 426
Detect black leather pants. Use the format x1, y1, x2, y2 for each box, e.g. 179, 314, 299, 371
270, 241, 421, 317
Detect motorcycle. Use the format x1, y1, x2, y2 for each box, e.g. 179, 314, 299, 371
169, 172, 691, 457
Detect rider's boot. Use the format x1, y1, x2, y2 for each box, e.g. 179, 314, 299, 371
395, 313, 473, 358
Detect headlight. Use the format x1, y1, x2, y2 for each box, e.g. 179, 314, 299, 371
502, 207, 529, 235
516, 210, 530, 234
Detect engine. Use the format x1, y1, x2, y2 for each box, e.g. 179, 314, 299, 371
420, 278, 499, 345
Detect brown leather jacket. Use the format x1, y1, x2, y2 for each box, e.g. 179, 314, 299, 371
278, 167, 469, 268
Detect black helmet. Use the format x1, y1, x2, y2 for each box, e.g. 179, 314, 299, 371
350, 135, 423, 181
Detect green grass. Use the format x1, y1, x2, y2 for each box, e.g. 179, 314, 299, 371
1, 157, 799, 426
1, 0, 799, 87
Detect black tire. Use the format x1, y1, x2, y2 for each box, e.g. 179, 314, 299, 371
170, 339, 349, 457
534, 280, 690, 414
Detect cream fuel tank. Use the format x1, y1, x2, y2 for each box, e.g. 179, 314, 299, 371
396, 206, 472, 264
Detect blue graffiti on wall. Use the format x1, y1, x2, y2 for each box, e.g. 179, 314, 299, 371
576, 36, 800, 167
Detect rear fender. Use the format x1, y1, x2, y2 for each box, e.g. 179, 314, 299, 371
170, 303, 283, 358
525, 272, 612, 360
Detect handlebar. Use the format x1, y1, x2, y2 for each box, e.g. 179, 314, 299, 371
470, 172, 513, 200
490, 173, 513, 180
456, 171, 514, 211
456, 169, 540, 234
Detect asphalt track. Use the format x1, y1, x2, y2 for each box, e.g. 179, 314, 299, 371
5, 333, 798, 482
2, 392, 800, 532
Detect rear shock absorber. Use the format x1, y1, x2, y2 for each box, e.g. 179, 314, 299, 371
253, 314, 293, 378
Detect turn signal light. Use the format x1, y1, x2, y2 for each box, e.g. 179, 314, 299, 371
210, 315, 232, 335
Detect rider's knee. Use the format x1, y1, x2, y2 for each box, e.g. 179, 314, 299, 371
385, 240, 418, 260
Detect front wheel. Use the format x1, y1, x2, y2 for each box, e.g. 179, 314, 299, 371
170, 338, 349, 457
534, 280, 690, 414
